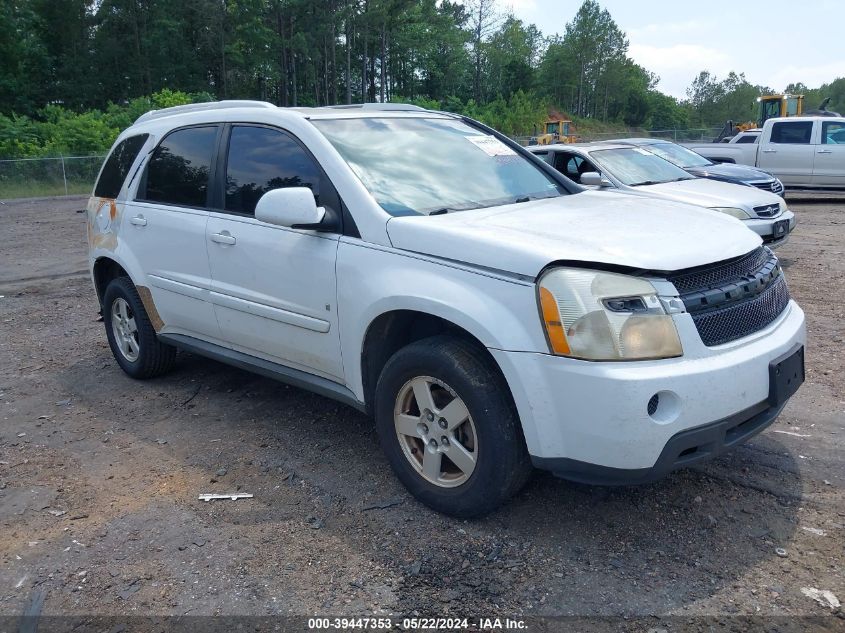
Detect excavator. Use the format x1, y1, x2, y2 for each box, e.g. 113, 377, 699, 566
714, 95, 841, 141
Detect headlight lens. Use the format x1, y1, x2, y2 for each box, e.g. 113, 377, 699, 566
710, 206, 751, 219
538, 268, 683, 361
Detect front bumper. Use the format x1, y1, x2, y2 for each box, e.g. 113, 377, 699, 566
532, 399, 785, 484
490, 299, 806, 476
744, 210, 796, 248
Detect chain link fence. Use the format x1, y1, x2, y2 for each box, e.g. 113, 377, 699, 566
0, 155, 104, 200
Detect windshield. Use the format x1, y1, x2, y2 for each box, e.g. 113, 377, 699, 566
312, 117, 564, 215
645, 142, 711, 168
589, 147, 695, 186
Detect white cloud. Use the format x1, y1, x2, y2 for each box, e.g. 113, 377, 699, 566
627, 19, 710, 38
762, 61, 845, 92
628, 43, 732, 99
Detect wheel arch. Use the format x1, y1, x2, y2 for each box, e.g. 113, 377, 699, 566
359, 308, 515, 417
92, 256, 131, 307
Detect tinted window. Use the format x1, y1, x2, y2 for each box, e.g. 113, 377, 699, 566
770, 121, 812, 144
94, 134, 149, 198
735, 134, 758, 144
225, 126, 321, 215
143, 126, 217, 207
553, 153, 594, 181
822, 121, 845, 144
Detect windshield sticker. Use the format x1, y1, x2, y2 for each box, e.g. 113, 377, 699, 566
466, 135, 517, 157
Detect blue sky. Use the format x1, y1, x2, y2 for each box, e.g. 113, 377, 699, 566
500, 0, 843, 99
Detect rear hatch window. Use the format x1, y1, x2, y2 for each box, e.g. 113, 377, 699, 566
94, 134, 149, 198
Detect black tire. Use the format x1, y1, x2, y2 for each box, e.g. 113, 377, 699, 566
102, 276, 176, 379
374, 335, 532, 518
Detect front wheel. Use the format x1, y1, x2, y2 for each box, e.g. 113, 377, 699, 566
374, 335, 531, 518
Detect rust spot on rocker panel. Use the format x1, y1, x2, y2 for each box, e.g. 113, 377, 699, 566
136, 285, 164, 333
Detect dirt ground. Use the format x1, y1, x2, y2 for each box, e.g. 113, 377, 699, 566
0, 195, 843, 628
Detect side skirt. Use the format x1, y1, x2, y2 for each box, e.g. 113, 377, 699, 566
159, 333, 366, 413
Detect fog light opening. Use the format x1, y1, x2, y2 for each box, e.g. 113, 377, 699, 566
647, 393, 660, 416
647, 390, 681, 424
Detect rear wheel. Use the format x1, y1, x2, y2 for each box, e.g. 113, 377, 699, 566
374, 335, 531, 518
103, 277, 176, 379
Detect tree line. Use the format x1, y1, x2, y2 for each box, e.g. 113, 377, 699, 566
0, 0, 841, 159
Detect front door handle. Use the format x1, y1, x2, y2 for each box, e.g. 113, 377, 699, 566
210, 232, 236, 245
762, 149, 777, 153
129, 215, 147, 226
817, 149, 833, 154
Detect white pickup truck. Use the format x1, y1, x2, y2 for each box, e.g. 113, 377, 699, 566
689, 116, 845, 191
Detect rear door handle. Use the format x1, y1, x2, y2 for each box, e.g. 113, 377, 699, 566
129, 215, 147, 226
762, 149, 777, 153
210, 232, 236, 245
817, 149, 833, 154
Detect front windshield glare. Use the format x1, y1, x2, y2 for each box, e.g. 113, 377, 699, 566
591, 147, 695, 186
648, 142, 711, 168
312, 117, 563, 215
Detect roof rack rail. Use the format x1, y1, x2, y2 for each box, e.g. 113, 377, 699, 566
323, 103, 425, 111
134, 100, 277, 124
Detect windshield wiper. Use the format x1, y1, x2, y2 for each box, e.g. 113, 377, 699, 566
429, 208, 451, 215
629, 180, 663, 186
513, 193, 559, 203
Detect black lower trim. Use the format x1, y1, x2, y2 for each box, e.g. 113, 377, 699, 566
532, 400, 786, 485
159, 333, 366, 412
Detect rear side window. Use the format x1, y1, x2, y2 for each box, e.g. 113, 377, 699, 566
224, 125, 321, 215
94, 134, 149, 198
735, 134, 758, 144
142, 126, 217, 207
770, 121, 813, 144
822, 121, 845, 144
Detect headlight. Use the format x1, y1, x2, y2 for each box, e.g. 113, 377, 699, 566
538, 268, 683, 361
778, 200, 787, 214
710, 207, 751, 219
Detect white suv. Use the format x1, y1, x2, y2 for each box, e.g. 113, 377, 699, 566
87, 101, 806, 517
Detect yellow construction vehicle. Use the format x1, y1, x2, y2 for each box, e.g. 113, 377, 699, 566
715, 94, 804, 141
535, 116, 577, 145
755, 94, 804, 127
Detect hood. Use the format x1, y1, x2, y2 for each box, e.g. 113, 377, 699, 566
634, 177, 783, 212
386, 191, 761, 278
685, 162, 774, 182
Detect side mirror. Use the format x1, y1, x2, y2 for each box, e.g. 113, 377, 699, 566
579, 172, 611, 187
255, 187, 326, 229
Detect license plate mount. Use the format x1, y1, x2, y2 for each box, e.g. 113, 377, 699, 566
768, 345, 804, 407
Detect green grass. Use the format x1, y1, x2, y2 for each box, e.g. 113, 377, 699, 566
0, 180, 93, 200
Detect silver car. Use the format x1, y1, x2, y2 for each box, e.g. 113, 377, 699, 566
529, 143, 796, 247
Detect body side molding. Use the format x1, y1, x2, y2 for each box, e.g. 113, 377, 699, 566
159, 333, 365, 412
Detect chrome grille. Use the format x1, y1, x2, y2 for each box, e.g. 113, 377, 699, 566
753, 203, 780, 218
750, 179, 784, 195
667, 247, 790, 346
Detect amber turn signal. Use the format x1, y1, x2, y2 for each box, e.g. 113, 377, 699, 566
539, 286, 571, 355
